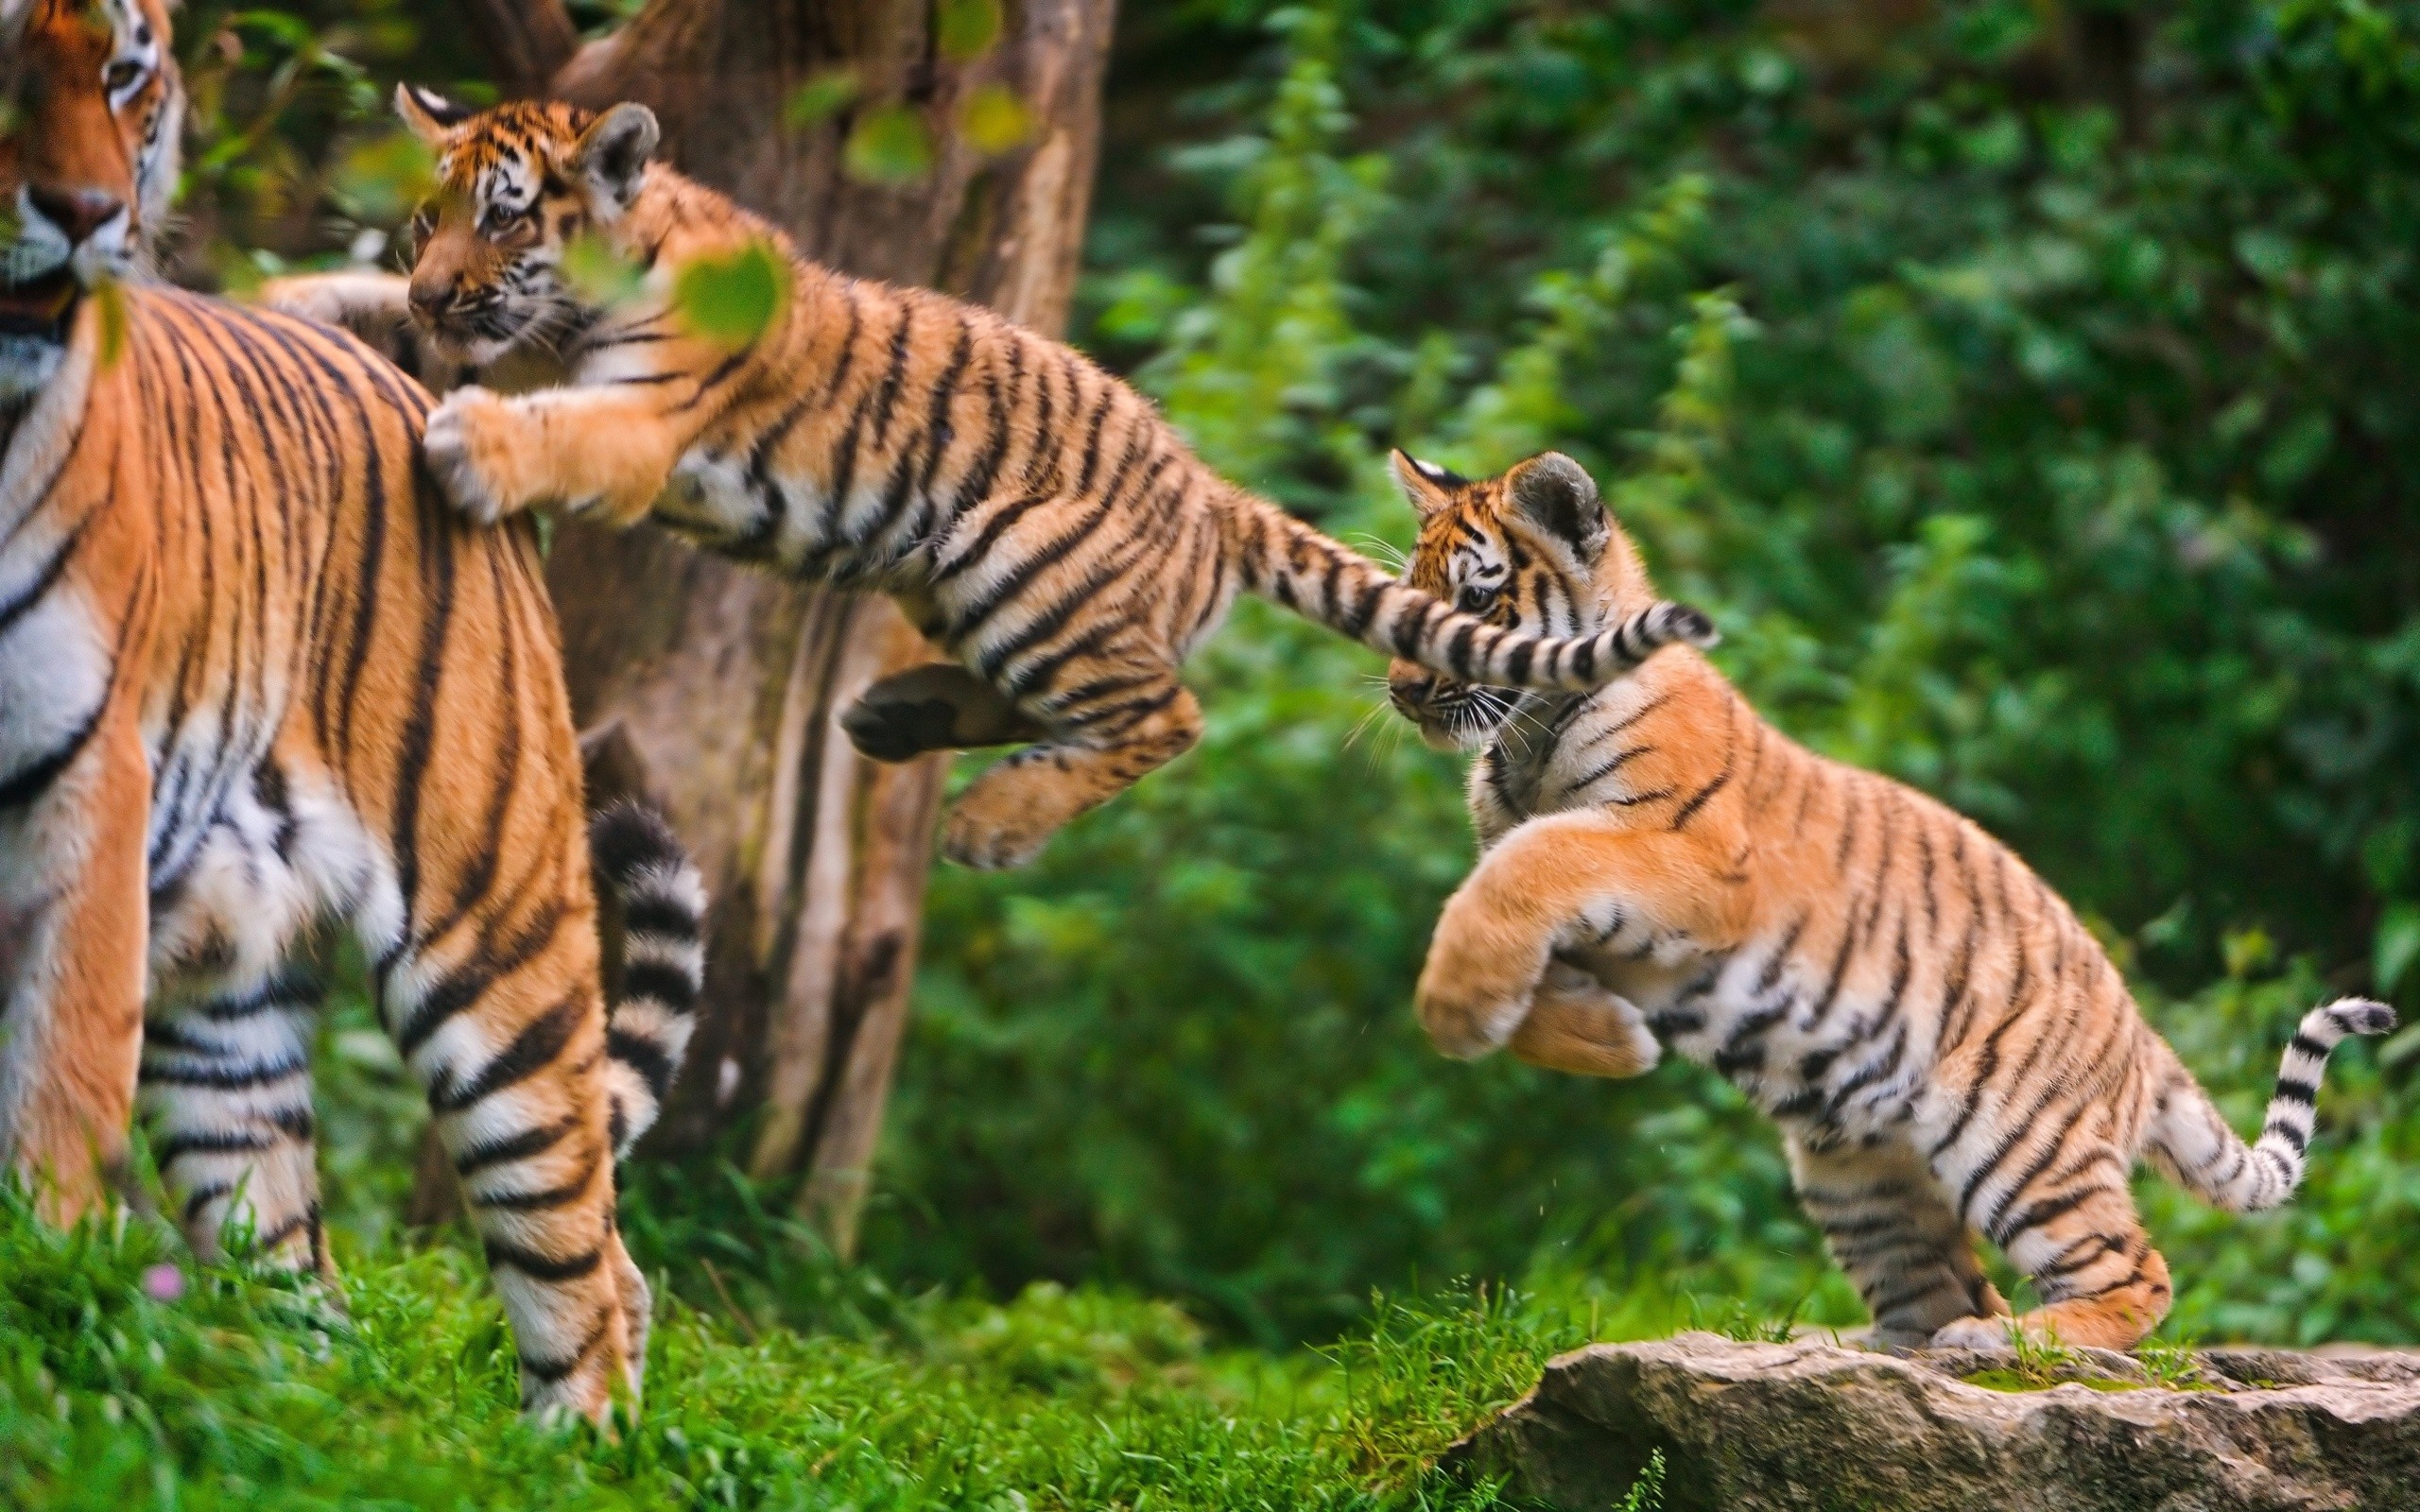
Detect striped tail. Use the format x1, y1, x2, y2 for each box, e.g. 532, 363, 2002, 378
2147, 997, 2394, 1212
588, 802, 706, 1157
1235, 496, 1717, 690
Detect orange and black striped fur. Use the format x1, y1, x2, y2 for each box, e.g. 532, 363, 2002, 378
1385, 450, 2394, 1350
0, 0, 703, 1424
270, 89, 1715, 869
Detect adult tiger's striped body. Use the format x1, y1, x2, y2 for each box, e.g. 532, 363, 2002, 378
1384, 450, 2393, 1350
272, 90, 1714, 869
0, 0, 702, 1424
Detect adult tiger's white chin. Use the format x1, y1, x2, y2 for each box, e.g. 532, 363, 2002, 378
0, 266, 79, 404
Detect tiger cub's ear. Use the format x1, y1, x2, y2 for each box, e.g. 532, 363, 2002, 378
575, 102, 661, 217
1506, 451, 1608, 556
395, 83, 471, 146
1389, 449, 1467, 522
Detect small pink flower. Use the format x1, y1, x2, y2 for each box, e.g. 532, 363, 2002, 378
141, 1263, 185, 1302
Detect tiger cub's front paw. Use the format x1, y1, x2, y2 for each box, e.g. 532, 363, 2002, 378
1507, 963, 1661, 1078
424, 387, 529, 525
1413, 958, 1530, 1061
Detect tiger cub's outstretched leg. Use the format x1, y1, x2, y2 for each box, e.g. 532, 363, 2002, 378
140, 973, 331, 1274
841, 662, 1048, 764
939, 678, 1205, 870
1788, 1137, 2006, 1349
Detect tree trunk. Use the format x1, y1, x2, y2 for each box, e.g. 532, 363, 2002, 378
465, 0, 1116, 1255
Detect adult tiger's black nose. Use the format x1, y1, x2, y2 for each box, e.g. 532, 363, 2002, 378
27, 186, 124, 249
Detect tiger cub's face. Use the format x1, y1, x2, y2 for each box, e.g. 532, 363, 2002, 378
1386, 449, 1645, 751
0, 0, 181, 402
391, 87, 660, 365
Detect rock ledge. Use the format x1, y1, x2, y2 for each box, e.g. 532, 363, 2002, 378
1445, 1332, 2420, 1512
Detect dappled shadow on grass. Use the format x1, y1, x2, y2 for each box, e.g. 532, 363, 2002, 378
0, 1179, 1662, 1510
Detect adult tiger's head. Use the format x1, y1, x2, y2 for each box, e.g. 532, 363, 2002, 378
0, 0, 181, 402
1385, 450, 1661, 750
392, 86, 660, 365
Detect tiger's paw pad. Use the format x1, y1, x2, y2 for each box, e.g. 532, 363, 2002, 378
424, 387, 520, 525
842, 695, 963, 763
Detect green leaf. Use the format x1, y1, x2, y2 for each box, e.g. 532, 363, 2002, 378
673, 240, 789, 350
936, 0, 1002, 62
844, 105, 933, 185
959, 83, 1032, 157
784, 69, 859, 130
562, 231, 648, 310
93, 277, 129, 371
2375, 902, 2420, 995
2221, 926, 2273, 981
330, 131, 437, 227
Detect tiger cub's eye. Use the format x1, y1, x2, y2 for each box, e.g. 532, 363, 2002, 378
1457, 584, 1495, 615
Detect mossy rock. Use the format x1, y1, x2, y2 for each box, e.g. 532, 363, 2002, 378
1446, 1332, 2420, 1512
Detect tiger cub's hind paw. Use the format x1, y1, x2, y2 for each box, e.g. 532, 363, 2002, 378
939, 790, 1062, 871
842, 664, 1047, 764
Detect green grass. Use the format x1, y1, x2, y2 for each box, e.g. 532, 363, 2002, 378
0, 1183, 1659, 1511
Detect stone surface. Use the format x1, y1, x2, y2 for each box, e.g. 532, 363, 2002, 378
1445, 1332, 2420, 1512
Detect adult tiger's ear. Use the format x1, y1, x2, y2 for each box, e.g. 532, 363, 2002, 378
574, 102, 661, 217
1507, 452, 1608, 555
1389, 449, 1467, 522
394, 83, 471, 146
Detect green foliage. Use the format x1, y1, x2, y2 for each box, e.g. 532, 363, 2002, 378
782, 70, 860, 131
843, 105, 936, 186
672, 241, 791, 349
0, 1184, 1625, 1511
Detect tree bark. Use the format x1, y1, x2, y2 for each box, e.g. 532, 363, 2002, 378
468, 0, 1115, 1255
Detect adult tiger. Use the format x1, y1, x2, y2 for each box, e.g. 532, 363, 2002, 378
0, 0, 702, 1423
1385, 449, 2392, 1350
267, 90, 1718, 871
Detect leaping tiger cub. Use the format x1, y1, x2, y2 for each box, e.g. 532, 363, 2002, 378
1, 0, 703, 1424
1383, 449, 2393, 1351
269, 89, 1716, 870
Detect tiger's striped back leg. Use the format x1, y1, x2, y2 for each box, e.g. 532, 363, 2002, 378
140, 973, 329, 1273
408, 987, 644, 1420
938, 678, 1203, 870
1788, 1138, 2005, 1349
1928, 1138, 2169, 1350
386, 875, 644, 1420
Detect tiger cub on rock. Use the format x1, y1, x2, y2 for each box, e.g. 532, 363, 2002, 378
269, 89, 1716, 870
1382, 447, 2393, 1351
